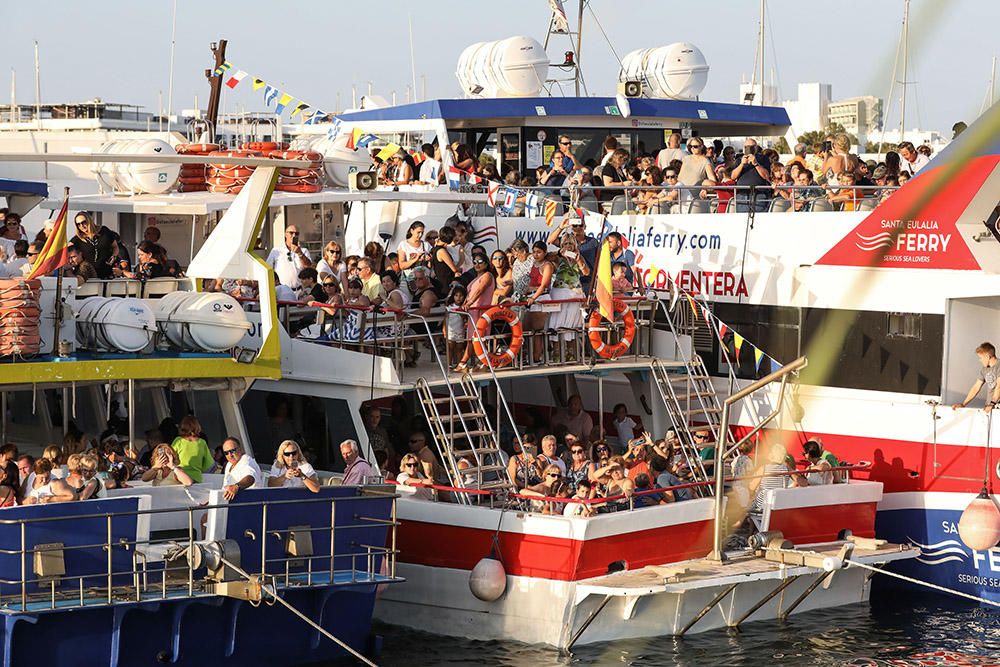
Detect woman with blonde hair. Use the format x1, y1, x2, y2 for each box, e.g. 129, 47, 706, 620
268, 440, 320, 491
820, 133, 858, 187
396, 453, 434, 500
141, 444, 194, 487
64, 453, 106, 500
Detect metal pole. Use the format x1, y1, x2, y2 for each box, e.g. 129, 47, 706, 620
899, 0, 909, 141
61, 387, 69, 435
33, 42, 40, 127
166, 0, 178, 135
575, 0, 585, 97
710, 402, 730, 561
598, 375, 604, 440
50, 186, 70, 357
758, 0, 765, 105
1, 392, 6, 443
127, 379, 135, 456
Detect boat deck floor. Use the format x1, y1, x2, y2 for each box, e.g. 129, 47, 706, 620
0, 570, 400, 614
577, 542, 918, 595
396, 352, 687, 389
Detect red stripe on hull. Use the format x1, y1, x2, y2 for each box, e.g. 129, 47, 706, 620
397, 518, 715, 580
768, 502, 877, 544
730, 425, 985, 495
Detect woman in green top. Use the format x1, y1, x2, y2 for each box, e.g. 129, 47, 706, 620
171, 415, 214, 483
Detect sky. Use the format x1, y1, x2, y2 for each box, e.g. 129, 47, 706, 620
3, 0, 996, 133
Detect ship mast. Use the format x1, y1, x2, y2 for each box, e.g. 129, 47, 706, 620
899, 0, 909, 141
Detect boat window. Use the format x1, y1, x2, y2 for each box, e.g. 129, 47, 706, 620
887, 312, 922, 340
166, 388, 228, 448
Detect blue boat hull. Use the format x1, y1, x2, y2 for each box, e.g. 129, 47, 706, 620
1, 584, 379, 667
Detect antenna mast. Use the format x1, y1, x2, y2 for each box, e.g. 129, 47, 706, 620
899, 0, 909, 141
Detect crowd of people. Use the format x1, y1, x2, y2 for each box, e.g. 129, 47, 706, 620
370, 133, 932, 215
361, 394, 843, 517
0, 414, 326, 508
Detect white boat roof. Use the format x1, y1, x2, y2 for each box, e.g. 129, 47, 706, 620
41, 186, 487, 215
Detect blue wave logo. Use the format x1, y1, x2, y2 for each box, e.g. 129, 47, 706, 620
908, 537, 969, 566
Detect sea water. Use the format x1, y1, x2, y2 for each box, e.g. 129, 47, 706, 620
372, 587, 1000, 666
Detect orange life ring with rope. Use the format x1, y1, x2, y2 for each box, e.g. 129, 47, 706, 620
176, 143, 220, 154
472, 306, 523, 369
588, 300, 636, 359
241, 141, 286, 152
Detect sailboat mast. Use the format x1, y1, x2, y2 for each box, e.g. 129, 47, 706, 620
899, 0, 909, 141
758, 0, 765, 105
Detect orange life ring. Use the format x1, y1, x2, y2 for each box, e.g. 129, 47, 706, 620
588, 300, 636, 359
241, 141, 282, 152
472, 306, 523, 369
279, 168, 317, 178
207, 175, 240, 187
211, 166, 255, 178
276, 183, 322, 193
176, 143, 220, 154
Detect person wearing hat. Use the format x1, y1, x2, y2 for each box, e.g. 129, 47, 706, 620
546, 215, 597, 292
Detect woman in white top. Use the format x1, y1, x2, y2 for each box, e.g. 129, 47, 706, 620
23, 459, 76, 504
268, 440, 320, 491
316, 242, 346, 283
396, 221, 431, 279
677, 138, 716, 204
396, 453, 434, 500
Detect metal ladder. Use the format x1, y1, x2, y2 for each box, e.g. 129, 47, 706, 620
416, 374, 515, 503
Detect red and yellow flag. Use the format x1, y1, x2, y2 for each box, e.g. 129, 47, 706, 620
595, 238, 613, 322
27, 194, 70, 279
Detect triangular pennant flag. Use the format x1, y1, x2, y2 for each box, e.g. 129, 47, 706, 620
290, 102, 310, 118
305, 109, 326, 125
469, 173, 483, 186
754, 346, 764, 372
225, 70, 248, 89
718, 323, 728, 339
274, 93, 293, 115
686, 295, 698, 319
252, 78, 266, 91
647, 264, 658, 287
486, 181, 501, 207
544, 199, 557, 226
733, 332, 744, 359
770, 358, 781, 374
263, 85, 279, 107
346, 127, 363, 149
702, 302, 712, 327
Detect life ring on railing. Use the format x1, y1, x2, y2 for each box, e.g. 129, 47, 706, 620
472, 306, 523, 369
176, 143, 220, 154
241, 141, 284, 152
588, 300, 635, 359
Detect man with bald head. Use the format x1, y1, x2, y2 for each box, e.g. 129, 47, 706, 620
265, 225, 313, 291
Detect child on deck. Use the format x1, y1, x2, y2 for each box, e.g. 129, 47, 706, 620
443, 284, 468, 371
611, 262, 632, 295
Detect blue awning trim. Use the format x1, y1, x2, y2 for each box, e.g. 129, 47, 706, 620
0, 179, 48, 198
337, 97, 790, 127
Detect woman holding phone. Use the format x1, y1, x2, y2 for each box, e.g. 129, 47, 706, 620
548, 235, 589, 360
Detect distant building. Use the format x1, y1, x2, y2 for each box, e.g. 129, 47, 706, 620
874, 128, 948, 150
782, 83, 832, 137
827, 96, 883, 147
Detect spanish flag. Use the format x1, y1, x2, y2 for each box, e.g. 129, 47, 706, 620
27, 191, 70, 279
346, 127, 363, 150
595, 238, 613, 322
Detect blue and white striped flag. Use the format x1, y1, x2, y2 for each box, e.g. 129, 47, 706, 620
327, 118, 342, 140
263, 85, 279, 107
525, 192, 539, 218
304, 110, 326, 125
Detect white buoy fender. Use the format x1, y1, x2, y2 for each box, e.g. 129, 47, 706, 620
957, 489, 1000, 551
469, 556, 506, 602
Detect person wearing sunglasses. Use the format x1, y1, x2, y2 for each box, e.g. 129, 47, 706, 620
220, 437, 262, 501
396, 453, 434, 500
268, 439, 320, 491
264, 225, 313, 292
316, 242, 346, 284
70, 211, 125, 280
677, 138, 716, 206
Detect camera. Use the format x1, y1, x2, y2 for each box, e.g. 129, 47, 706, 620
822, 141, 832, 153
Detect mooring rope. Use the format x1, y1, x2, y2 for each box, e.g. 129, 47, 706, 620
846, 559, 1000, 609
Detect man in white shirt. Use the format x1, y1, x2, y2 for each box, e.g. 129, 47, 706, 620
898, 141, 929, 174
221, 437, 262, 500
265, 225, 312, 291
539, 435, 566, 475
656, 132, 686, 170
417, 143, 441, 184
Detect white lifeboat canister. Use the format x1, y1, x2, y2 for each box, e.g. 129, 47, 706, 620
619, 43, 710, 100
76, 297, 156, 353
148, 292, 251, 352
94, 139, 180, 195
456, 36, 548, 98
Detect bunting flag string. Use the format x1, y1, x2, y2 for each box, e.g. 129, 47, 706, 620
214, 60, 329, 124
659, 275, 786, 376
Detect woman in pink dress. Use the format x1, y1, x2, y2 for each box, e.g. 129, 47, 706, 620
456, 252, 495, 371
